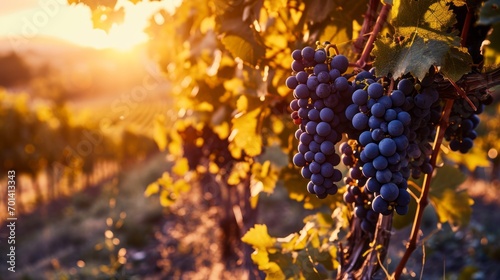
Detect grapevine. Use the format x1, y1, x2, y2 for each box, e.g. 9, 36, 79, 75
69, 0, 500, 279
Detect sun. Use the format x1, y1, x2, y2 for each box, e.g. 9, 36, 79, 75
0, 0, 181, 51
67, 0, 182, 51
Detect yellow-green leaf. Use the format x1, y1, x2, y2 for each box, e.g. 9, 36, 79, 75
172, 158, 189, 176
445, 145, 490, 171
144, 182, 159, 197
430, 189, 473, 230
230, 108, 263, 157
153, 115, 167, 151
242, 224, 275, 249
429, 165, 472, 229
159, 190, 175, 207
220, 35, 264, 66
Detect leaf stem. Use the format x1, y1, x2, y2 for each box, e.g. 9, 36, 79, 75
392, 98, 454, 279
356, 3, 392, 68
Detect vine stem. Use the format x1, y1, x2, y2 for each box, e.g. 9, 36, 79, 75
353, 0, 380, 55
356, 3, 392, 68
392, 98, 454, 279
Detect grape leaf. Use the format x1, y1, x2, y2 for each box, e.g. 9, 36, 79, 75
221, 35, 265, 66
478, 0, 500, 25
144, 182, 160, 197
428, 165, 472, 229
241, 224, 276, 249
172, 158, 189, 176
445, 145, 490, 171
229, 108, 263, 157
374, 0, 472, 81
373, 33, 471, 81
441, 46, 473, 81
446, 0, 467, 6
153, 114, 167, 151
392, 0, 456, 32
250, 161, 279, 207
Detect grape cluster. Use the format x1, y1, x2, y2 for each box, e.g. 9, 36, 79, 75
395, 77, 440, 179
445, 90, 492, 153
287, 44, 492, 223
288, 45, 353, 198
346, 80, 412, 216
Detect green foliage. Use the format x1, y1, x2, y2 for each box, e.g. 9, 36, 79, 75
429, 165, 471, 229
373, 0, 472, 81
243, 213, 339, 279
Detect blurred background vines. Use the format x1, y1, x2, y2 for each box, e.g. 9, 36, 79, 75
1, 0, 500, 279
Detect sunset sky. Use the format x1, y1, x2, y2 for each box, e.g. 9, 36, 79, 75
0, 0, 180, 51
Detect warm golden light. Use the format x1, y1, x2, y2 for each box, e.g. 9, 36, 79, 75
0, 0, 181, 51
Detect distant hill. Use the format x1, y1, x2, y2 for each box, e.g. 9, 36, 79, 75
0, 36, 168, 102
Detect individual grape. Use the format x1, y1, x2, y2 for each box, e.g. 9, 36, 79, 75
379, 138, 397, 157
380, 183, 399, 201
307, 76, 319, 90
330, 55, 349, 74
301, 46, 315, 61
371, 103, 386, 118
293, 153, 306, 167
316, 83, 330, 98
296, 71, 308, 83
294, 84, 310, 99
291, 49, 302, 61
316, 122, 331, 137
363, 143, 379, 159
286, 76, 298, 89
397, 78, 414, 95
320, 141, 335, 155
352, 89, 369, 105
314, 184, 326, 195
314, 49, 327, 63
320, 108, 334, 122
352, 113, 369, 130
373, 156, 388, 170
311, 174, 325, 185
372, 195, 389, 214
334, 76, 349, 91
367, 83, 384, 99
388, 120, 404, 136
376, 169, 392, 184
304, 151, 314, 162
366, 177, 381, 193
314, 152, 326, 164
305, 121, 318, 134
362, 162, 376, 177
378, 96, 393, 109
291, 60, 304, 72
317, 71, 330, 83
390, 90, 406, 106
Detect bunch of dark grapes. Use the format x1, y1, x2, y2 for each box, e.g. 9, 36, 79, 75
287, 43, 493, 223
445, 90, 492, 153
398, 76, 440, 179
346, 79, 412, 216
288, 45, 354, 198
